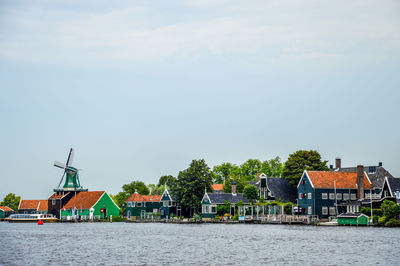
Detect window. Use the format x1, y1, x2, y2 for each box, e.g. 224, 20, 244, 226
203, 205, 209, 213
153, 209, 158, 213
368, 166, 376, 174
127, 202, 132, 207
137, 202, 142, 207
52, 199, 56, 206
336, 193, 342, 200
350, 193, 356, 200
308, 206, 312, 215
299, 193, 302, 199
329, 193, 335, 200
168, 201, 172, 207
395, 191, 400, 199
322, 207, 328, 215
343, 193, 349, 200
384, 191, 389, 197
329, 207, 336, 215
211, 206, 216, 213
143, 202, 146, 207
322, 193, 328, 200
308, 193, 312, 199
132, 202, 135, 207
163, 201, 168, 207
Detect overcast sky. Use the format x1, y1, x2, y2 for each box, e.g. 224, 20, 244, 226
1, 0, 399, 200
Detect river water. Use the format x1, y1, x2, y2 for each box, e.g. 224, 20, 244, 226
0, 222, 399, 265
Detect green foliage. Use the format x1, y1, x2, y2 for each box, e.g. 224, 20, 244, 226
360, 207, 371, 216
122, 181, 150, 195
157, 175, 176, 187
109, 216, 126, 222
223, 176, 247, 193
378, 216, 386, 225
0, 193, 21, 211
381, 200, 400, 219
243, 184, 259, 203
216, 201, 231, 215
240, 159, 263, 181
282, 150, 329, 186
385, 218, 400, 227
172, 159, 213, 212
212, 163, 240, 184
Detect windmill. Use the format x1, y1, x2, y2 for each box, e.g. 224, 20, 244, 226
53, 148, 87, 192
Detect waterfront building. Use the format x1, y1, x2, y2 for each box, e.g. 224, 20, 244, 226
337, 213, 369, 226
330, 158, 394, 197
160, 189, 185, 218
0, 206, 14, 218
201, 180, 250, 218
381, 176, 400, 204
60, 191, 119, 220
18, 200, 48, 214
297, 166, 372, 218
250, 173, 297, 202
125, 192, 162, 220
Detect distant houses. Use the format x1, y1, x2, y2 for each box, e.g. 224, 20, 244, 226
0, 206, 14, 218
18, 200, 48, 214
125, 192, 162, 220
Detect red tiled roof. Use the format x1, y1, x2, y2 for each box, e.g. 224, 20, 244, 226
212, 184, 224, 191
19, 200, 41, 210
0, 206, 13, 212
63, 191, 104, 209
306, 171, 372, 189
48, 192, 70, 199
126, 193, 162, 202
37, 200, 48, 212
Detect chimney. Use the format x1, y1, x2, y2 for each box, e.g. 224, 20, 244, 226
378, 162, 383, 167
357, 165, 364, 200
335, 158, 341, 169
231, 180, 237, 195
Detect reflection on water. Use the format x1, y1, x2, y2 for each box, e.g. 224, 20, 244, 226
0, 222, 399, 265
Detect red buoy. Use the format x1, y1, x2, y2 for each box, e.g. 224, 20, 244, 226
38, 220, 43, 225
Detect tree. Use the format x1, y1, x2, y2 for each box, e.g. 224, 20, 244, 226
263, 156, 284, 177
0, 193, 21, 211
223, 176, 247, 193
240, 159, 263, 181
282, 150, 329, 186
110, 192, 129, 215
243, 184, 259, 203
212, 163, 240, 184
122, 181, 150, 196
381, 200, 400, 219
172, 159, 213, 215
157, 175, 176, 188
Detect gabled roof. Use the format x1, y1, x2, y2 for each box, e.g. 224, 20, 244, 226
212, 184, 224, 191
387, 177, 400, 194
37, 200, 48, 212
48, 192, 70, 199
162, 189, 177, 201
126, 193, 162, 202
0, 206, 14, 212
208, 193, 249, 204
338, 213, 368, 218
63, 191, 104, 209
306, 171, 372, 189
19, 200, 46, 210
335, 166, 393, 189
266, 177, 297, 202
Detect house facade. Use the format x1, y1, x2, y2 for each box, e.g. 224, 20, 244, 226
160, 189, 185, 219
251, 173, 297, 202
60, 191, 119, 220
381, 176, 400, 204
297, 166, 372, 218
125, 192, 162, 220
48, 192, 74, 218
201, 181, 250, 218
0, 206, 14, 218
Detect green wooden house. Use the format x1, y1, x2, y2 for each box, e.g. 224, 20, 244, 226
338, 213, 369, 226
0, 206, 14, 218
60, 191, 119, 220
125, 192, 162, 220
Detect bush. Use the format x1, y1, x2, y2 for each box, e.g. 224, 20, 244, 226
372, 215, 379, 225
385, 218, 400, 227
378, 216, 386, 225
360, 207, 371, 216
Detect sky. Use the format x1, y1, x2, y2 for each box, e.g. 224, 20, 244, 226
1, 0, 399, 200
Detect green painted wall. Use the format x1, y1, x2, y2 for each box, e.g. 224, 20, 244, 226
338, 215, 369, 226
61, 192, 119, 219
126, 201, 162, 218
0, 210, 4, 218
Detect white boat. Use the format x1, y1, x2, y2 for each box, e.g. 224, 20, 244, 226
6, 213, 57, 223
319, 218, 338, 226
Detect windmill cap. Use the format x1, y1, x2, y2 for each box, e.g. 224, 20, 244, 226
231, 180, 236, 185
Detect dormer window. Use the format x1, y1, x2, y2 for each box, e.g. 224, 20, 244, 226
368, 166, 376, 174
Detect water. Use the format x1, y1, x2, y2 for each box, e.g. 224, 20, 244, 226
0, 222, 399, 265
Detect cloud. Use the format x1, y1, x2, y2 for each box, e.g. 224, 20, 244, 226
0, 0, 399, 67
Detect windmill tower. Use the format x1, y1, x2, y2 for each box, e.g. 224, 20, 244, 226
53, 148, 87, 192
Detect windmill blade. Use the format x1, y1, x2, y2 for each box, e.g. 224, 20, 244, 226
54, 161, 66, 169
66, 148, 74, 167
57, 170, 67, 188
